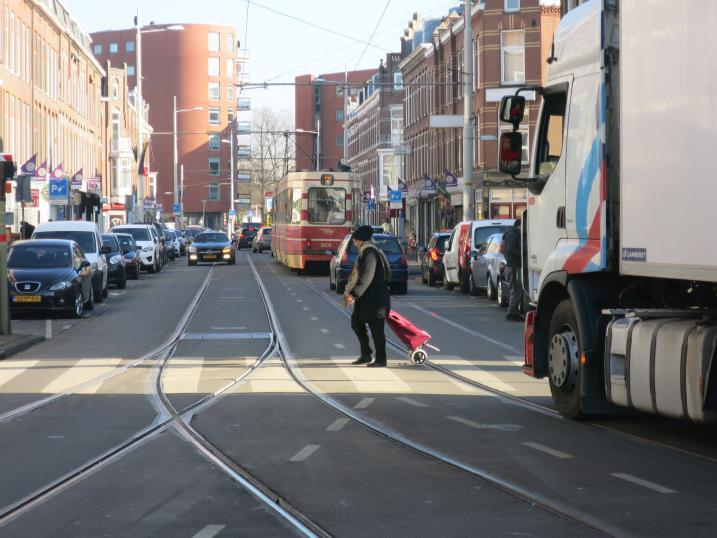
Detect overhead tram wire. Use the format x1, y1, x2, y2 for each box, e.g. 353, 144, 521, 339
246, 0, 391, 52
352, 0, 392, 73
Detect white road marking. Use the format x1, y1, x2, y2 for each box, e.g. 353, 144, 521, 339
320, 328, 330, 334
396, 396, 428, 408
333, 343, 345, 349
302, 307, 310, 311
218, 296, 245, 299
502, 354, 525, 367
290, 444, 320, 462
0, 360, 40, 387
42, 358, 124, 395
326, 418, 350, 432
310, 317, 319, 321
62, 324, 72, 331
291, 293, 296, 296
211, 326, 247, 330
447, 416, 523, 432
611, 473, 676, 494
192, 524, 227, 538
296, 299, 302, 303
354, 397, 375, 409
522, 441, 573, 459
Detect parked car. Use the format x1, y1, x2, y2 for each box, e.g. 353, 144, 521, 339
101, 234, 127, 289
33, 220, 109, 302
188, 232, 236, 265
236, 224, 259, 249
469, 233, 509, 305
151, 222, 168, 267
163, 229, 178, 260
176, 230, 188, 255
420, 232, 451, 287
114, 233, 141, 280
111, 224, 161, 273
252, 226, 272, 253
7, 239, 94, 318
329, 233, 408, 295
442, 219, 514, 293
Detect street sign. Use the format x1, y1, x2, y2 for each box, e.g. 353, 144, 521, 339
172, 203, 181, 216
389, 189, 403, 209
48, 178, 69, 205
229, 209, 237, 218
367, 199, 377, 210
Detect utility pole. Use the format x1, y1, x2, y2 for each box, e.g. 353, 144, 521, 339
0, 155, 15, 335
134, 9, 145, 223
462, 0, 475, 220
228, 116, 235, 237
172, 95, 179, 227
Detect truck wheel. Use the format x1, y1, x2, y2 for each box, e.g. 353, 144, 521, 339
442, 268, 455, 291
547, 299, 584, 419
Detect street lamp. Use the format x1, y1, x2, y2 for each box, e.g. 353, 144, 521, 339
134, 13, 184, 223
173, 96, 203, 227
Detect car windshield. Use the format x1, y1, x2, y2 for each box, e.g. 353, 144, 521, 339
262, 228, 271, 235
195, 233, 228, 243
435, 235, 450, 252
348, 237, 401, 255
8, 244, 72, 268
308, 187, 345, 224
34, 231, 96, 253
101, 235, 119, 251
116, 236, 135, 250
114, 227, 150, 241
474, 226, 511, 248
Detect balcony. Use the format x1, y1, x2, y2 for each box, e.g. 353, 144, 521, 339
236, 121, 252, 135
379, 133, 405, 148
237, 145, 251, 160
110, 137, 133, 156
237, 97, 251, 111
236, 170, 251, 181
236, 72, 251, 85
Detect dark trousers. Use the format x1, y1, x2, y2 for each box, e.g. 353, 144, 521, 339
351, 309, 387, 363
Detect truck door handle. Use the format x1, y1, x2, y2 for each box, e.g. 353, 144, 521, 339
556, 206, 566, 229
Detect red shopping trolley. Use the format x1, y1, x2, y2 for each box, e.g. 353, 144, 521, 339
386, 310, 440, 365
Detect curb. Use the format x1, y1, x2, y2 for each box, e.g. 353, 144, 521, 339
0, 334, 44, 360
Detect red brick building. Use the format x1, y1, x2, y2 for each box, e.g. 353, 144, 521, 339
294, 69, 375, 172
92, 23, 239, 229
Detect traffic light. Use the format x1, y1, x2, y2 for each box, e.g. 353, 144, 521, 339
0, 158, 16, 202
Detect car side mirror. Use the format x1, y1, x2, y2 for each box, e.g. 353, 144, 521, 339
442, 239, 449, 250
100, 245, 111, 254
499, 132, 523, 176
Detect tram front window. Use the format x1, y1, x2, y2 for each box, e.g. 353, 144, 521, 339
308, 188, 345, 224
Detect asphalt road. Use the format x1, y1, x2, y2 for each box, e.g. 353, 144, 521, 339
0, 251, 715, 537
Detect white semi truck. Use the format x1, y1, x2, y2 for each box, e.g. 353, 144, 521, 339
497, 0, 717, 421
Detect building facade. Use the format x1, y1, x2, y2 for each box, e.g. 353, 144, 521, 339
0, 0, 105, 230
400, 0, 560, 247
345, 53, 406, 227
92, 23, 240, 229
294, 68, 375, 173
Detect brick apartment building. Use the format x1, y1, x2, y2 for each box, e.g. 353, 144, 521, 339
345, 53, 406, 226
400, 0, 560, 247
92, 23, 240, 229
294, 69, 375, 172
0, 0, 105, 230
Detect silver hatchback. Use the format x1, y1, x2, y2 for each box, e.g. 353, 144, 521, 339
469, 233, 509, 306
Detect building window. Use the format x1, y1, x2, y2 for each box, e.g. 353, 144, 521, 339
390, 106, 403, 146
112, 108, 120, 140
208, 57, 220, 77
109, 42, 118, 54
227, 85, 234, 101
226, 58, 234, 78
505, 0, 520, 12
208, 158, 221, 177
111, 78, 119, 99
125, 41, 135, 52
393, 72, 403, 90
208, 134, 220, 151
208, 182, 220, 199
335, 110, 344, 122
473, 39, 480, 89
501, 30, 525, 84
226, 33, 234, 52
93, 44, 102, 55
336, 135, 344, 147
227, 109, 235, 123
208, 81, 220, 100
208, 32, 220, 52
127, 65, 135, 76
208, 107, 220, 125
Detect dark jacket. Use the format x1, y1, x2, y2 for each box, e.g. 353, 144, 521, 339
345, 243, 391, 323
503, 226, 521, 268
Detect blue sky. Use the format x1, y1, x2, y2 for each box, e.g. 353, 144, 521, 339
63, 0, 459, 116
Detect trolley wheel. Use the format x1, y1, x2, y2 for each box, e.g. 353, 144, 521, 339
410, 349, 428, 365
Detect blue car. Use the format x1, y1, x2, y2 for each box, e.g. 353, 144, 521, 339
329, 233, 408, 295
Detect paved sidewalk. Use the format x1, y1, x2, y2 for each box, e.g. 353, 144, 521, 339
0, 333, 44, 360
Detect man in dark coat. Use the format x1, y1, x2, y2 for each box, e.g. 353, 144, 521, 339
344, 225, 392, 367
503, 218, 523, 321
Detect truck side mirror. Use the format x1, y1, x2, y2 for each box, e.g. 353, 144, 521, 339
499, 132, 523, 176
500, 95, 525, 126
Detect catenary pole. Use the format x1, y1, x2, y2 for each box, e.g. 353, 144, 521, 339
462, 0, 475, 220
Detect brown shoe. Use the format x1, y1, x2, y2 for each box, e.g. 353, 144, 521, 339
352, 356, 372, 365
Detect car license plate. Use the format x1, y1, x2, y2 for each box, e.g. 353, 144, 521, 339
13, 295, 41, 303
204, 254, 216, 260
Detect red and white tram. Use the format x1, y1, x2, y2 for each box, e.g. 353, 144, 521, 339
272, 171, 361, 271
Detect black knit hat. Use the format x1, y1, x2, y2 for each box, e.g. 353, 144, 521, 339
352, 225, 374, 241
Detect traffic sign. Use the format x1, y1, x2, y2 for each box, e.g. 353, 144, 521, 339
229, 209, 237, 218
172, 203, 181, 216
48, 178, 69, 205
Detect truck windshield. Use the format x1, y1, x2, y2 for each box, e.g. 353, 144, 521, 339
308, 188, 345, 225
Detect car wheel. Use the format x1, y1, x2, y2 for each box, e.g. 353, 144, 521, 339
71, 291, 84, 319
427, 269, 436, 287
442, 268, 455, 291
488, 275, 498, 300
117, 269, 127, 289
188, 259, 197, 266
421, 267, 428, 285
548, 299, 584, 419
84, 286, 94, 311
229, 257, 236, 265
102, 284, 108, 298
468, 273, 479, 296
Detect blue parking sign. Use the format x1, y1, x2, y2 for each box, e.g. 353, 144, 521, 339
48, 178, 69, 205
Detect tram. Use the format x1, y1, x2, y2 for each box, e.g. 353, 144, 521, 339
272, 171, 361, 271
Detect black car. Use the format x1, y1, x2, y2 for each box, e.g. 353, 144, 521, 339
115, 233, 141, 280
101, 234, 127, 289
421, 232, 451, 287
188, 232, 236, 265
236, 224, 259, 249
7, 239, 94, 318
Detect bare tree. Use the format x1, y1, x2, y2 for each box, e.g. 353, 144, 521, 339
238, 107, 294, 221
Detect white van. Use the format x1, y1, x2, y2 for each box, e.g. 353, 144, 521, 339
33, 221, 109, 302
111, 224, 161, 273
442, 219, 515, 292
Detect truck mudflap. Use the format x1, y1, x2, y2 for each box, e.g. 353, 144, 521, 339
605, 312, 717, 422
